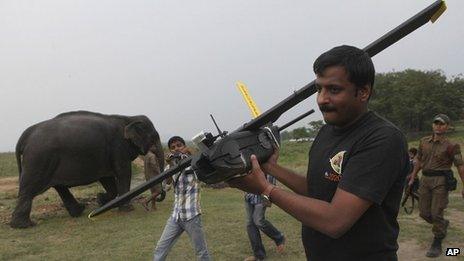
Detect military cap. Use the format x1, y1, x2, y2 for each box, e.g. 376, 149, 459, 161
433, 114, 450, 124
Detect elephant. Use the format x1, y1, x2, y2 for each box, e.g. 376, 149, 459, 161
10, 111, 165, 228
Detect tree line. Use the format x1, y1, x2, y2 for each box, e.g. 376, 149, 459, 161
282, 69, 464, 140
370, 69, 463, 132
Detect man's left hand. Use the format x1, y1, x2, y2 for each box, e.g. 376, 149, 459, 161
227, 154, 270, 194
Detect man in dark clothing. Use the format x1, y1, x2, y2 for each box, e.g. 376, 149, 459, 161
229, 45, 409, 260
243, 174, 285, 261
409, 114, 464, 258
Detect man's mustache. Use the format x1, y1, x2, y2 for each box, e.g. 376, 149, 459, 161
319, 105, 337, 112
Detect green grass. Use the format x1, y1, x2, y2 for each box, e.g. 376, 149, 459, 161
1, 123, 464, 260
0, 187, 306, 261
0, 152, 17, 178
278, 141, 310, 175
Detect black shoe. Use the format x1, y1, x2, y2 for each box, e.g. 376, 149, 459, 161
425, 237, 442, 258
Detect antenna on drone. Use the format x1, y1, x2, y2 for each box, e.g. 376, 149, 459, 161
210, 114, 227, 138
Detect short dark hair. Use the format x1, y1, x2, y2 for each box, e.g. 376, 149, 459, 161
313, 45, 375, 90
408, 147, 418, 156
168, 136, 185, 148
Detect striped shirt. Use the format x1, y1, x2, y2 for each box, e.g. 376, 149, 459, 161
245, 174, 276, 205
170, 164, 201, 222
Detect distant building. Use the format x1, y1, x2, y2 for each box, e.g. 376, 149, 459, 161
289, 137, 314, 142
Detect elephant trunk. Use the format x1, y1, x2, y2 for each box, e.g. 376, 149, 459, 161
153, 138, 165, 173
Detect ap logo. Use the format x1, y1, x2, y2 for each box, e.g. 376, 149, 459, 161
445, 248, 460, 256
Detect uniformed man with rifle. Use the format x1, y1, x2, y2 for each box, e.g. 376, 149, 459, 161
409, 114, 464, 258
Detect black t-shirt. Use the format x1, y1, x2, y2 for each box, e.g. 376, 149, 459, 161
303, 111, 409, 261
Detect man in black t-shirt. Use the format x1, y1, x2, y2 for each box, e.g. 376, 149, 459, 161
229, 45, 409, 260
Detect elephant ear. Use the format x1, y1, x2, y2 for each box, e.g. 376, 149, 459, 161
124, 121, 146, 154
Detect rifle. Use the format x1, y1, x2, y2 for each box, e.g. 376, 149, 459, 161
402, 183, 420, 214
88, 0, 446, 218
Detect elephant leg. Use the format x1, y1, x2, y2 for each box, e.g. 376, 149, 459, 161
11, 153, 60, 228
54, 186, 85, 217
115, 164, 134, 212
10, 167, 50, 229
97, 177, 118, 206
10, 193, 36, 228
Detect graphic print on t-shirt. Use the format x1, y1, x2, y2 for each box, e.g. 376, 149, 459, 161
325, 150, 346, 182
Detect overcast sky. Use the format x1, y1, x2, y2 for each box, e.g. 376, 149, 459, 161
1, 0, 463, 152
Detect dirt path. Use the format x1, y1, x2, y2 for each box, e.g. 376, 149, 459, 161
0, 175, 150, 224
398, 240, 426, 261
398, 239, 462, 261
0, 177, 18, 194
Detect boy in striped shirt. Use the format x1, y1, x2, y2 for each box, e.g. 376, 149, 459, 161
153, 136, 211, 261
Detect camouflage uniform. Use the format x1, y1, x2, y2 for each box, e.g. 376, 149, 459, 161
417, 135, 463, 239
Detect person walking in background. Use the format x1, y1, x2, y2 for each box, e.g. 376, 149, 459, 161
143, 144, 165, 210
243, 174, 285, 261
408, 114, 464, 258
405, 147, 419, 195
408, 148, 418, 166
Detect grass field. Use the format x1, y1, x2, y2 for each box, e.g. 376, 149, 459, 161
1, 131, 464, 260
0, 152, 17, 178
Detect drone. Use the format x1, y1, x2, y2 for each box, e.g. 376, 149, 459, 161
89, 0, 446, 218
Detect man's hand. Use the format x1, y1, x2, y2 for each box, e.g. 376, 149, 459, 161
227, 155, 270, 194
262, 148, 280, 173
407, 174, 415, 186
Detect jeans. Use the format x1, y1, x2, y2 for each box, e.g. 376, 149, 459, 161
154, 215, 211, 261
245, 200, 285, 259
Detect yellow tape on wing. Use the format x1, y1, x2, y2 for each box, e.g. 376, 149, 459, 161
236, 81, 261, 118
430, 1, 446, 23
